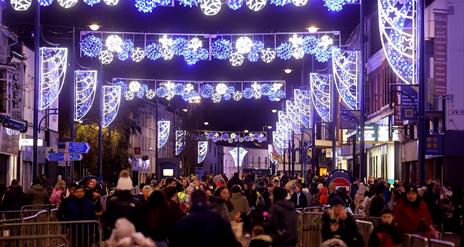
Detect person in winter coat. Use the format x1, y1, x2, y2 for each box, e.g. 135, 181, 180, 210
170, 190, 241, 247
144, 190, 176, 247
25, 178, 49, 205
249, 225, 272, 247
290, 183, 308, 208
50, 179, 66, 206
103, 171, 145, 234
230, 185, 250, 215
210, 186, 234, 221
394, 185, 438, 238
354, 183, 366, 215
1, 179, 25, 211
321, 197, 363, 247
368, 208, 401, 247
369, 183, 386, 217
269, 187, 298, 247
163, 186, 185, 223
227, 172, 245, 192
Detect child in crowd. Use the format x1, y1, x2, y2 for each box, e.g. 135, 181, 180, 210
249, 226, 272, 247
368, 208, 401, 247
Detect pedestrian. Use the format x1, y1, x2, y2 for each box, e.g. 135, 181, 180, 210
136, 185, 152, 205
354, 183, 366, 215
249, 225, 272, 247
321, 197, 363, 247
163, 186, 185, 223
91, 187, 104, 218
170, 190, 241, 247
228, 172, 245, 192
290, 183, 308, 208
394, 185, 438, 238
145, 190, 176, 247
50, 179, 66, 206
230, 184, 250, 215
369, 183, 386, 217
25, 178, 49, 205
1, 179, 25, 211
210, 186, 234, 221
269, 187, 298, 247
368, 208, 401, 247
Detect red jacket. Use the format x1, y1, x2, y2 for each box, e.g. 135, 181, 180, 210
394, 198, 433, 234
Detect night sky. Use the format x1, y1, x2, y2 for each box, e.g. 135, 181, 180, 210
3, 0, 360, 132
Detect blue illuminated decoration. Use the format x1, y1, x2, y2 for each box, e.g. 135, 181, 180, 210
156, 86, 168, 97
74, 70, 97, 121
39, 47, 68, 110
200, 84, 215, 98
83, 0, 100, 6
247, 52, 259, 62
251, 41, 265, 53
332, 48, 359, 110
145, 43, 163, 61
286, 100, 301, 134
121, 39, 134, 54
183, 48, 209, 65
294, 89, 312, 128
158, 121, 170, 148
323, 0, 351, 12
39, 0, 54, 6
310, 73, 332, 122
270, 0, 290, 6
378, 0, 415, 84
177, 0, 200, 7
243, 88, 254, 99
302, 35, 318, 54
223, 93, 232, 101
102, 85, 122, 128
80, 35, 103, 58
227, 0, 243, 10
117, 52, 129, 61
198, 141, 208, 163
212, 39, 233, 60
276, 42, 293, 60
175, 130, 186, 155
135, 0, 157, 13
229, 147, 248, 167
172, 38, 188, 55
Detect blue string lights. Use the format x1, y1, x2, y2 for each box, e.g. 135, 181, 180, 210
332, 48, 359, 110
74, 70, 98, 121
102, 85, 122, 128
310, 73, 332, 122
39, 47, 68, 110
378, 0, 415, 84
80, 31, 340, 66
157, 120, 170, 148
83, 0, 100, 6
197, 141, 208, 163
39, 0, 54, 7
203, 131, 267, 143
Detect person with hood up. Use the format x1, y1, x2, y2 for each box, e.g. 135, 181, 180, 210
209, 186, 234, 221
230, 184, 250, 215
228, 172, 245, 192
269, 187, 297, 247
249, 226, 272, 247
394, 185, 438, 238
103, 170, 144, 234
25, 178, 49, 205
354, 183, 366, 215
1, 179, 25, 211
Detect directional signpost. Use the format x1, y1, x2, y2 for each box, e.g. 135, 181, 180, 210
69, 153, 83, 161
67, 142, 90, 154
47, 152, 66, 162
47, 142, 89, 162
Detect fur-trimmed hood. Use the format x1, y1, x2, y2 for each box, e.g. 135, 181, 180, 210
252, 234, 272, 243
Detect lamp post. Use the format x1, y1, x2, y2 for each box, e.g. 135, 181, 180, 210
32, 1, 40, 180
417, 0, 426, 183
359, 0, 367, 181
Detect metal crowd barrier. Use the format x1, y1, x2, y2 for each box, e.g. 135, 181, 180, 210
0, 220, 102, 247
1, 206, 58, 224
297, 210, 323, 247
355, 220, 374, 247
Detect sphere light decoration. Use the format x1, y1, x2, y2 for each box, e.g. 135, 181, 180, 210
57, 0, 78, 8
261, 48, 276, 63
276, 42, 293, 60
184, 83, 194, 93
124, 91, 135, 101
156, 87, 168, 97
83, 0, 101, 6
324, 0, 345, 12
117, 52, 129, 61
99, 50, 114, 64
229, 52, 244, 67
215, 83, 228, 95
233, 91, 243, 101
243, 88, 254, 99
105, 35, 124, 53
131, 47, 145, 62
246, 0, 266, 11
289, 34, 304, 47
302, 35, 318, 54
200, 84, 215, 98
172, 38, 188, 55
145, 43, 163, 61
174, 83, 185, 95
146, 89, 156, 99
227, 0, 243, 10
260, 83, 272, 95
291, 0, 307, 6
80, 35, 103, 58
135, 0, 157, 13
161, 48, 174, 60
292, 47, 305, 59
103, 0, 119, 5
223, 93, 232, 101
121, 39, 135, 53
247, 52, 259, 63
235, 37, 253, 54
212, 39, 233, 60
159, 35, 173, 48
251, 41, 265, 53
188, 38, 203, 52
227, 86, 235, 93
200, 0, 222, 16
178, 0, 200, 7
129, 81, 141, 93
11, 0, 31, 11
270, 0, 290, 6
39, 0, 54, 7
212, 94, 221, 103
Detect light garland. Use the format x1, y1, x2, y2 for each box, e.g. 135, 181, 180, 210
102, 85, 122, 128
10, 0, 31, 11
378, 0, 415, 84
197, 141, 208, 163
212, 39, 233, 60
332, 48, 359, 110
310, 73, 332, 122
74, 70, 97, 121
39, 47, 68, 110
203, 131, 266, 143
135, 0, 158, 13
157, 120, 170, 148
175, 130, 186, 155
229, 147, 248, 167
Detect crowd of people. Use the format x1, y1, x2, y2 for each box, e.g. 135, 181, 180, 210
1, 171, 463, 247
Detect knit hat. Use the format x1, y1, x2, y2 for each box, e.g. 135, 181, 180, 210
406, 184, 418, 193
116, 170, 133, 191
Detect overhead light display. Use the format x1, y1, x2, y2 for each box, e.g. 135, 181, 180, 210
102, 85, 122, 128
310, 73, 332, 122
197, 141, 208, 163
74, 70, 98, 121
39, 47, 68, 110
332, 48, 359, 110
157, 121, 170, 148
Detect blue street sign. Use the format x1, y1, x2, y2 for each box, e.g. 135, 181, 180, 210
47, 152, 65, 161
69, 153, 83, 161
68, 142, 90, 154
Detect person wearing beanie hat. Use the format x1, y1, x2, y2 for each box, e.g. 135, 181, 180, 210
103, 170, 144, 237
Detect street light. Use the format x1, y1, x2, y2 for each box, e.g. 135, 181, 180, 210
88, 24, 101, 31
306, 26, 319, 33
203, 121, 209, 126
244, 129, 249, 133
182, 108, 188, 112
284, 68, 293, 74
267, 126, 272, 130
271, 109, 277, 113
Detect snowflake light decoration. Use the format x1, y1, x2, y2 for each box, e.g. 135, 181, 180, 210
105, 35, 123, 53
99, 50, 114, 64
135, 0, 157, 13
292, 47, 304, 59
103, 0, 119, 5
247, 52, 259, 62
177, 0, 200, 7
246, 0, 266, 11
270, 0, 290, 6
310, 73, 332, 122
172, 38, 188, 55
200, 84, 215, 98
261, 48, 276, 63
102, 85, 122, 127
243, 88, 254, 99
324, 0, 345, 12
83, 0, 101, 6
198, 141, 208, 163
145, 43, 163, 61
294, 89, 312, 128
229, 52, 244, 67
276, 42, 293, 60
39, 0, 54, 7
291, 0, 307, 6
212, 94, 221, 103
57, 0, 77, 8
188, 38, 203, 52
118, 52, 129, 61
39, 47, 68, 110
236, 37, 253, 54
11, 0, 31, 11
302, 35, 318, 54
129, 81, 141, 93
125, 91, 135, 101
175, 130, 186, 155
233, 91, 243, 101
80, 35, 103, 58
332, 48, 359, 110
378, 0, 415, 84
212, 39, 233, 60
146, 89, 156, 99
121, 39, 135, 54
215, 83, 228, 95
227, 0, 243, 10
74, 70, 97, 121
200, 0, 222, 16
130, 47, 145, 63
157, 121, 170, 148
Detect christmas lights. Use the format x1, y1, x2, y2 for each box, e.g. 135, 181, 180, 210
74, 70, 97, 121
175, 130, 186, 155
229, 147, 248, 167
157, 120, 170, 148
39, 47, 68, 110
332, 48, 359, 110
310, 73, 332, 122
102, 85, 122, 128
197, 141, 208, 163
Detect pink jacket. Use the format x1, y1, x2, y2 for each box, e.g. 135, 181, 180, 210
50, 188, 63, 205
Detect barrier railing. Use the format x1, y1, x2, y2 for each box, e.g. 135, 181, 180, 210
355, 220, 374, 247
0, 205, 58, 223
0, 220, 102, 247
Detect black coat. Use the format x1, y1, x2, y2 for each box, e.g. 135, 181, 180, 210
170, 205, 241, 247
269, 200, 298, 245
58, 196, 96, 221
290, 192, 308, 208
103, 190, 144, 232
1, 185, 25, 211
321, 212, 363, 247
